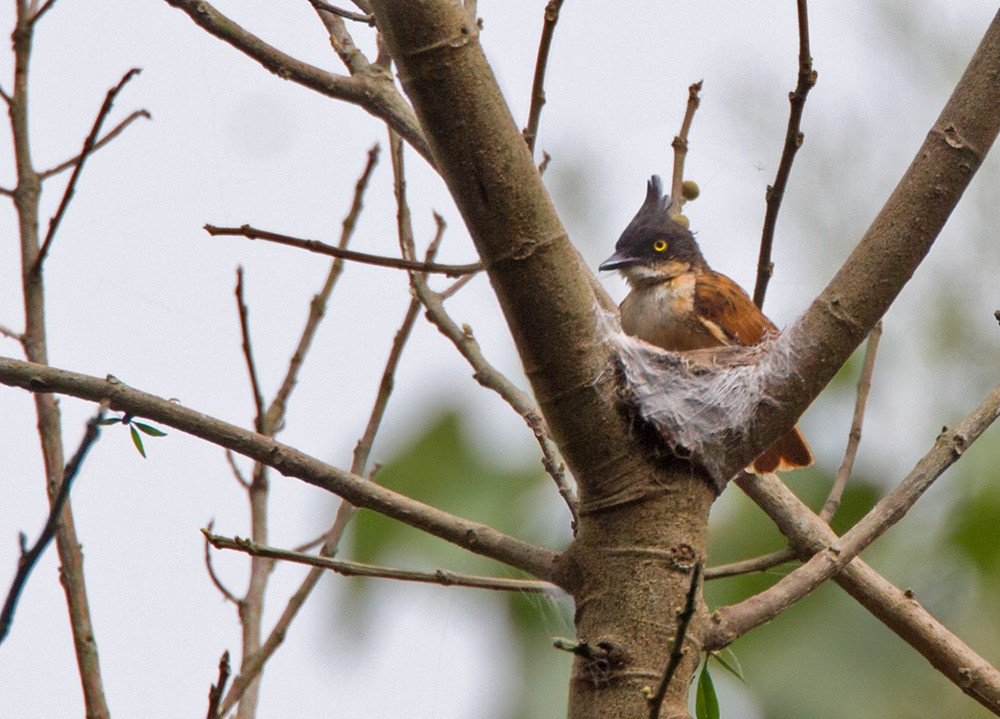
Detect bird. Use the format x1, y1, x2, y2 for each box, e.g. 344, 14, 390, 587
599, 175, 812, 474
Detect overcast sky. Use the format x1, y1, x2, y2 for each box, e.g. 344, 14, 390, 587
2, 2, 998, 717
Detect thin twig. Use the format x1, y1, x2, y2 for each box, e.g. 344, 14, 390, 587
33, 68, 142, 273
311, 0, 372, 76
669, 80, 703, 216
206, 532, 557, 593
225, 450, 251, 489
0, 360, 559, 576
205, 651, 231, 719
716, 473, 1000, 714
309, 0, 375, 26
648, 563, 702, 719
439, 271, 477, 301
705, 547, 794, 580
715, 379, 1000, 649
29, 0, 58, 24
264, 144, 380, 433
820, 320, 883, 521
752, 0, 817, 308
204, 224, 481, 277
291, 530, 327, 554
0, 324, 23, 342
0, 405, 106, 645
389, 134, 579, 525
523, 0, 565, 155
203, 522, 240, 605
216, 144, 413, 714
38, 110, 150, 180
234, 268, 266, 431
164, 0, 433, 164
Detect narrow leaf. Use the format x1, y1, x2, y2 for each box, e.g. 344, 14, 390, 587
97, 417, 122, 426
695, 662, 720, 719
133, 421, 167, 437
130, 424, 147, 458
713, 648, 746, 684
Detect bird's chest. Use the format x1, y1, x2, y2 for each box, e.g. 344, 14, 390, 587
619, 275, 723, 351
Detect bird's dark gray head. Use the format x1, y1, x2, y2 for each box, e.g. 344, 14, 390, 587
599, 176, 706, 277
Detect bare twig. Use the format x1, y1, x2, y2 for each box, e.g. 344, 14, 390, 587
206, 651, 231, 719
0, 406, 106, 645
29, 0, 58, 24
206, 532, 557, 593
0, 323, 23, 342
9, 0, 110, 708
523, 0, 565, 155
712, 380, 1000, 665
310, 0, 375, 26
234, 268, 266, 431
752, 0, 817, 308
719, 473, 1000, 714
225, 450, 251, 489
388, 134, 579, 525
204, 224, 481, 277
311, 0, 371, 75
820, 320, 883, 521
203, 522, 240, 605
216, 145, 423, 714
265, 144, 379, 432
705, 547, 794, 580
439, 271, 477, 301
669, 80, 703, 216
33, 68, 142, 273
224, 148, 379, 716
0, 359, 559, 576
648, 563, 702, 719
38, 110, 150, 180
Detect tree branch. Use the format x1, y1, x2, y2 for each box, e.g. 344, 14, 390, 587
163, 0, 433, 165
752, 0, 816, 308
669, 80, 702, 216
38, 109, 150, 180
647, 563, 702, 719
820, 320, 882, 521
234, 267, 265, 431
205, 651, 231, 719
264, 144, 379, 432
33, 68, 142, 273
0, 356, 560, 581
205, 531, 557, 593
309, 0, 375, 27
716, 378, 1000, 644
718, 472, 1000, 714
705, 547, 793, 580
204, 224, 481, 277
523, 0, 565, 155
639, 10, 1000, 484
0, 406, 106, 645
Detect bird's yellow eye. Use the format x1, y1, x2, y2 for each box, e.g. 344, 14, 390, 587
653, 240, 667, 252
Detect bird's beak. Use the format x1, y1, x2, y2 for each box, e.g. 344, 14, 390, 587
598, 249, 635, 271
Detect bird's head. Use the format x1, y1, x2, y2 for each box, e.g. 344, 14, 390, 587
599, 175, 707, 286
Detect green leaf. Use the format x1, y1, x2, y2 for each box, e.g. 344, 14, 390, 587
132, 421, 167, 437
712, 648, 746, 684
129, 424, 147, 458
97, 417, 122, 426
695, 661, 721, 719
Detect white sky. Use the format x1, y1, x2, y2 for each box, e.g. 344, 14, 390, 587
1, 2, 998, 717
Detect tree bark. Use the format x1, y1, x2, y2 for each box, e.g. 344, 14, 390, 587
369, 3, 714, 716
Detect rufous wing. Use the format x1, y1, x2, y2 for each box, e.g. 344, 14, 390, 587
693, 271, 777, 345
693, 272, 814, 474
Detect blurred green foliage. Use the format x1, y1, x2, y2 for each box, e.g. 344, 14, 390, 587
339, 410, 574, 718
